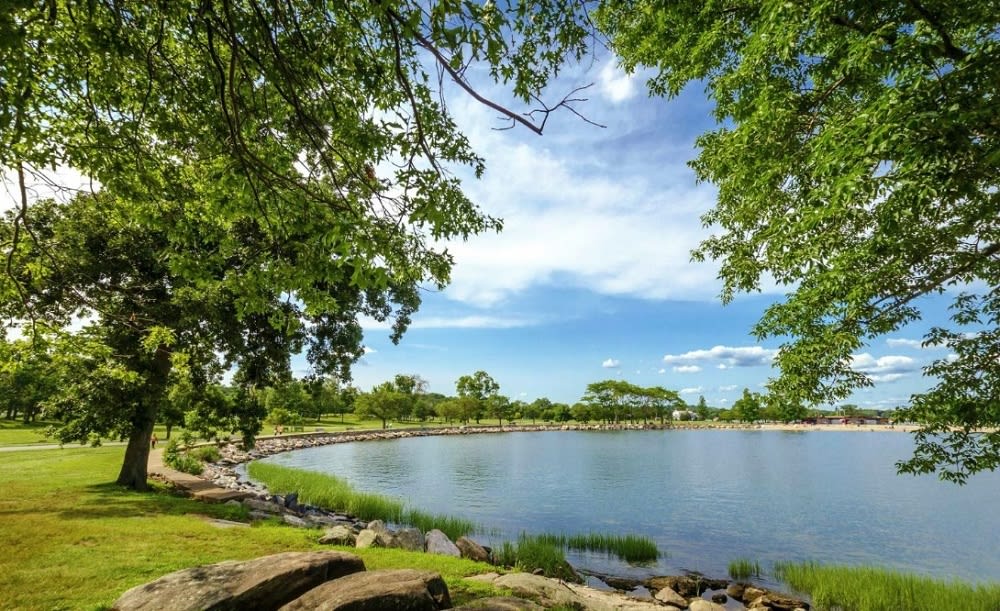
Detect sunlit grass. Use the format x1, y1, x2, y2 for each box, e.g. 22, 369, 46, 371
493, 534, 579, 582
247, 462, 475, 540
535, 532, 660, 564
774, 561, 1000, 611
728, 557, 762, 580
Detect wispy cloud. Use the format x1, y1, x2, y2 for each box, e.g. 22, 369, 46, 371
597, 59, 637, 104
718, 384, 738, 392
850, 353, 921, 383
680, 386, 703, 395
361, 315, 537, 330
673, 365, 702, 373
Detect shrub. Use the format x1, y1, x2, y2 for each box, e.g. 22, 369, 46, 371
162, 439, 205, 475
190, 445, 221, 463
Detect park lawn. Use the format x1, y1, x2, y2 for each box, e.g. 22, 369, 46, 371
0, 447, 499, 610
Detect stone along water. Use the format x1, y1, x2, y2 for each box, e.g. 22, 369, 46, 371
257, 429, 1000, 584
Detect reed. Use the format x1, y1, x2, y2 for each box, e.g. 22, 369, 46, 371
532, 532, 660, 563
774, 562, 1000, 611
246, 462, 473, 540
494, 534, 579, 582
728, 557, 762, 580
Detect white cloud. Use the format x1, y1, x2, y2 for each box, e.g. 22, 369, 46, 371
850, 353, 921, 383
657, 368, 667, 374
718, 384, 738, 392
679, 386, 703, 395
869, 373, 906, 383
598, 60, 637, 104
717, 363, 729, 370
363, 346, 377, 354
886, 337, 945, 350
602, 358, 620, 369
673, 365, 702, 373
663, 345, 777, 368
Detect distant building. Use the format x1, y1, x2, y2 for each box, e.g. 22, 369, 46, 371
672, 409, 699, 421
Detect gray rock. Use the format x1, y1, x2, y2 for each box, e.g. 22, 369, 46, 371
425, 529, 461, 557
743, 586, 767, 603
244, 498, 284, 514
279, 569, 451, 611
112, 551, 365, 611
748, 592, 811, 610
456, 536, 491, 563
726, 583, 745, 599
711, 592, 727, 603
355, 529, 380, 549
282, 514, 312, 528
653, 586, 687, 608
319, 525, 357, 546
367, 519, 388, 533
689, 601, 726, 611
393, 527, 425, 551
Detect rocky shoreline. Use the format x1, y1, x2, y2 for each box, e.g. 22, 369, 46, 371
181, 425, 810, 610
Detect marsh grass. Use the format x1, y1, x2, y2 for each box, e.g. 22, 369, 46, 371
728, 557, 762, 580
247, 462, 474, 540
774, 561, 1000, 611
535, 532, 660, 564
494, 534, 579, 582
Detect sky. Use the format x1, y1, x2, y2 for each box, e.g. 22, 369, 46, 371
0, 53, 957, 411
341, 56, 958, 410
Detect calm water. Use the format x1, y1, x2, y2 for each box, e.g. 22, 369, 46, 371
256, 430, 1000, 584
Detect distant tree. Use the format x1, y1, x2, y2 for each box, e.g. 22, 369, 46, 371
489, 394, 513, 426
0, 335, 56, 423
524, 398, 550, 424
456, 371, 500, 424
696, 395, 710, 421
570, 402, 592, 424
733, 389, 762, 423
355, 382, 408, 429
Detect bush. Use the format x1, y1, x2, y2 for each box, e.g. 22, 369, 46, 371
190, 445, 221, 463
162, 439, 205, 475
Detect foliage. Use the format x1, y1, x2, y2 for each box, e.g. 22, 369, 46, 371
774, 561, 1000, 611
456, 371, 501, 424
733, 388, 763, 423
582, 380, 683, 424
599, 0, 1000, 481
162, 439, 204, 475
190, 445, 222, 463
355, 381, 410, 429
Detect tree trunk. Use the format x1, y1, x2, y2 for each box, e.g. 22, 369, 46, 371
116, 344, 172, 491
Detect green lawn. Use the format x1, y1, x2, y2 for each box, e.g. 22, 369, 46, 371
0, 447, 499, 610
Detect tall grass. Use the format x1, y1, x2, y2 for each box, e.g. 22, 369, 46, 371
728, 557, 762, 580
534, 532, 660, 564
246, 462, 474, 540
494, 533, 580, 582
774, 562, 1000, 611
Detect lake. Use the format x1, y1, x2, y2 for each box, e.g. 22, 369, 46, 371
255, 429, 1000, 584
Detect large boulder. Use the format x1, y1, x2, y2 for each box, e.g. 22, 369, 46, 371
452, 597, 544, 610
425, 529, 461, 557
112, 551, 365, 611
467, 573, 663, 611
319, 525, 357, 546
456, 537, 491, 563
689, 601, 726, 611
393, 527, 425, 552
746, 592, 811, 610
279, 569, 451, 611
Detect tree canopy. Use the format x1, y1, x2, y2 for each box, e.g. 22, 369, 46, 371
600, 0, 1000, 482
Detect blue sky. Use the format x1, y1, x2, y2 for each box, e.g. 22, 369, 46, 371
345, 57, 957, 409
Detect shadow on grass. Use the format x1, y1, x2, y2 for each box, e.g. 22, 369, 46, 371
53, 482, 248, 522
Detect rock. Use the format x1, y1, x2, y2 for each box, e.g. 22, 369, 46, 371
711, 592, 727, 603
653, 586, 687, 608
425, 529, 461, 557
456, 537, 491, 563
747, 593, 811, 610
355, 529, 380, 549
248, 510, 275, 522
112, 551, 365, 611
279, 569, 451, 611
393, 527, 425, 551
244, 498, 284, 514
726, 583, 745, 599
282, 514, 312, 528
452, 596, 544, 610
319, 525, 357, 546
743, 586, 767, 603
284, 492, 300, 511
367, 519, 388, 533
689, 601, 726, 611
475, 573, 663, 611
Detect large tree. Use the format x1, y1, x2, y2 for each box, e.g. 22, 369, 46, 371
600, 1, 1000, 482
0, 1, 595, 489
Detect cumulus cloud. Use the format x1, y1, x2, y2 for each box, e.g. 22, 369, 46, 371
663, 345, 777, 368
673, 365, 702, 373
602, 358, 620, 369
363, 346, 377, 354
598, 60, 637, 104
680, 386, 703, 395
850, 353, 921, 383
361, 315, 537, 330
887, 337, 945, 350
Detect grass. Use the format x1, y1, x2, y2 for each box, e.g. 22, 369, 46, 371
0, 446, 500, 610
246, 462, 476, 541
534, 532, 660, 564
493, 534, 580, 582
728, 557, 762, 580
774, 561, 1000, 611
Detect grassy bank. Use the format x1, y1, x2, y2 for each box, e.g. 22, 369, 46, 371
247, 462, 476, 541
774, 562, 1000, 611
0, 447, 499, 610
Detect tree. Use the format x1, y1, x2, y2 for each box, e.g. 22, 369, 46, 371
600, 2, 1000, 482
354, 382, 408, 429
695, 395, 710, 421
456, 371, 500, 424
733, 389, 762, 424
0, 1, 598, 489
488, 394, 513, 426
